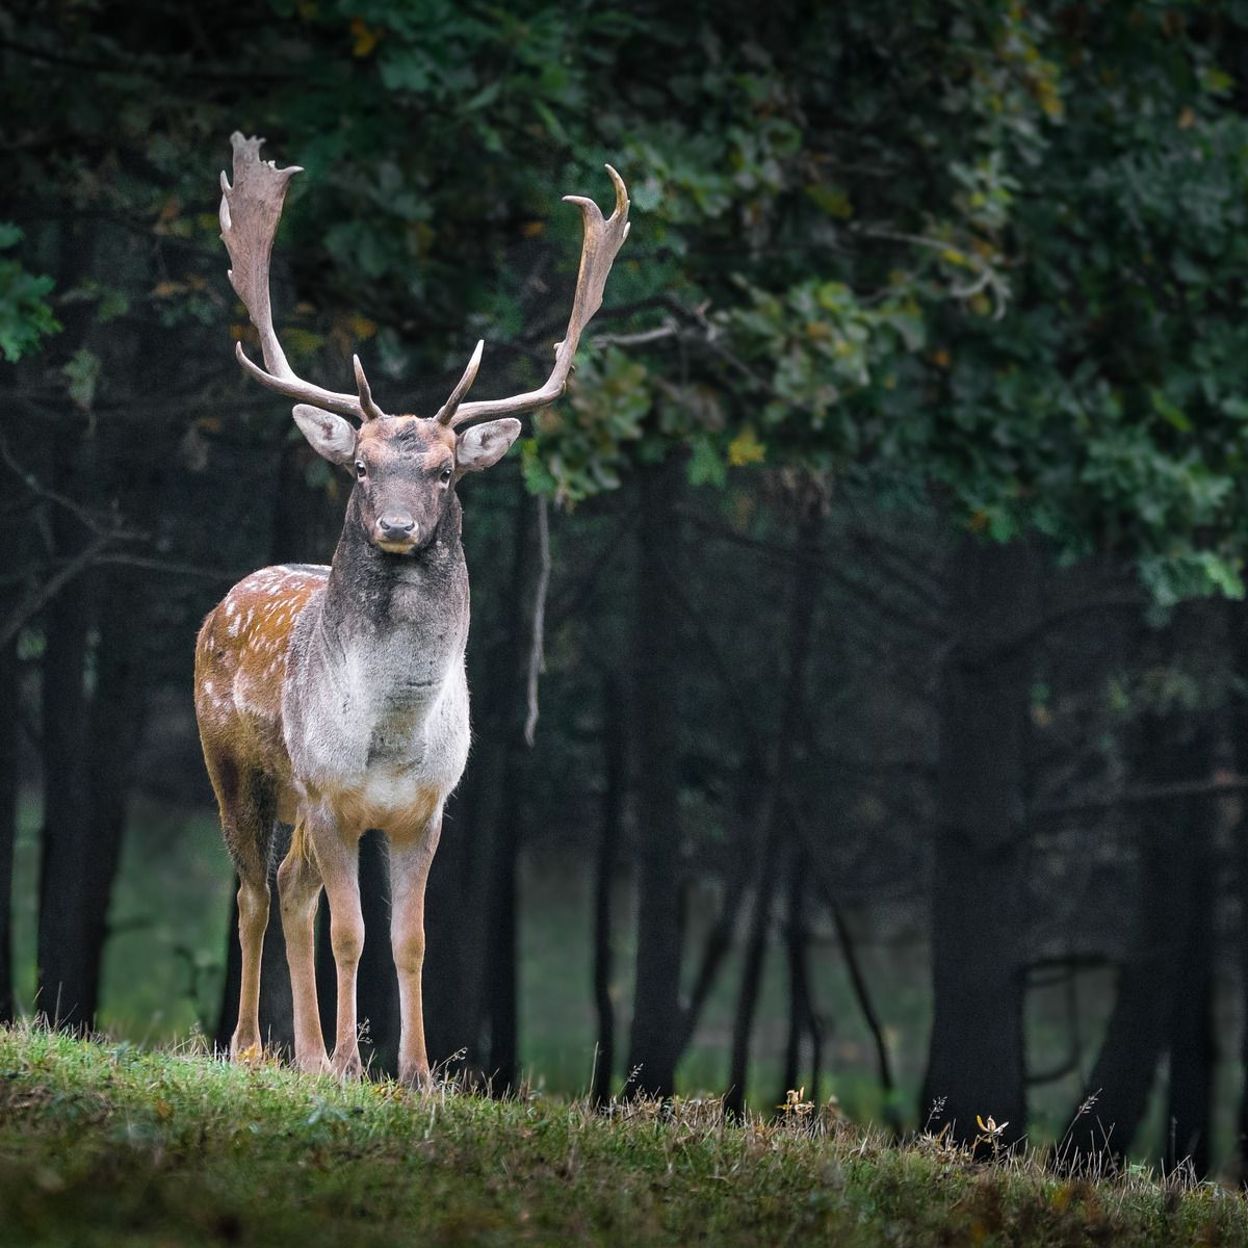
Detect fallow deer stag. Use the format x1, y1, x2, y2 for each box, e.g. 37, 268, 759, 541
195, 133, 629, 1086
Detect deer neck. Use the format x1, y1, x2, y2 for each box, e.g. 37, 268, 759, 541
282, 492, 471, 795
308, 490, 470, 706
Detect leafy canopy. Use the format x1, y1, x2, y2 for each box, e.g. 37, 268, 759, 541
7, 0, 1248, 599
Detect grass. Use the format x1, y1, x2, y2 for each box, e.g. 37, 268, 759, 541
2, 1027, 1247, 1247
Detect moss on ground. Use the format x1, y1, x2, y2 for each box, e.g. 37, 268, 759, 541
0, 1025, 1244, 1246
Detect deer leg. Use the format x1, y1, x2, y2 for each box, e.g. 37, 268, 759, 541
277, 827, 330, 1074
231, 871, 270, 1062
310, 817, 365, 1078
212, 762, 277, 1064
389, 816, 442, 1090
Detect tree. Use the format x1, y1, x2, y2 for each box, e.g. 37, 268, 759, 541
920, 539, 1039, 1147
1062, 606, 1222, 1174
623, 457, 687, 1098
724, 485, 823, 1119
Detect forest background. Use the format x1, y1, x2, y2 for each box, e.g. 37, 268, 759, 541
4, 0, 1248, 1178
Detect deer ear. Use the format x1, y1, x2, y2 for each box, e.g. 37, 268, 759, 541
456, 418, 522, 473
292, 404, 356, 465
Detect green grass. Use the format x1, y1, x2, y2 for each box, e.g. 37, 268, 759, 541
1, 1027, 1247, 1247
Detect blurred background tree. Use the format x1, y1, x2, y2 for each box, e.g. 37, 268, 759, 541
7, 0, 1248, 1171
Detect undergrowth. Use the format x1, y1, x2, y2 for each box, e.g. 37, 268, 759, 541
0, 1024, 1244, 1246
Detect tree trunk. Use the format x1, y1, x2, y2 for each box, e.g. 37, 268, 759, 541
1164, 808, 1215, 1176
591, 675, 625, 1106
626, 459, 685, 1098
725, 818, 782, 1119
724, 494, 823, 1119
422, 781, 488, 1067
1232, 599, 1248, 1178
216, 895, 242, 1050
1062, 612, 1214, 1171
0, 632, 16, 1023
36, 586, 94, 1028
1060, 749, 1186, 1165
484, 777, 522, 1089
1160, 611, 1217, 1179
79, 570, 148, 1020
0, 443, 25, 1024
36, 438, 96, 1028
355, 829, 399, 1075
671, 747, 765, 1063
780, 847, 821, 1107
423, 699, 510, 1074
478, 487, 540, 1090
921, 538, 1038, 1148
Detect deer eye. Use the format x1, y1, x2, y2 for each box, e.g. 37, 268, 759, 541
440, 465, 453, 486
354, 460, 367, 480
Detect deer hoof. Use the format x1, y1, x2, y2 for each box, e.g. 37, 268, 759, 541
398, 1064, 434, 1093
331, 1049, 364, 1080
294, 1050, 332, 1076
230, 1034, 264, 1065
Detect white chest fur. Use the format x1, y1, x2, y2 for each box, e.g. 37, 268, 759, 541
284, 613, 471, 823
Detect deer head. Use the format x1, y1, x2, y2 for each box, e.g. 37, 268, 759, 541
219, 133, 630, 554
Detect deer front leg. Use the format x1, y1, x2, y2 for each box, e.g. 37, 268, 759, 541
277, 828, 330, 1074
309, 815, 366, 1078
388, 816, 442, 1089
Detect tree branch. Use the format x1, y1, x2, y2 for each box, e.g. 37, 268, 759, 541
524, 497, 552, 747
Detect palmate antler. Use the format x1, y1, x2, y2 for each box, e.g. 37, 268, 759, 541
220, 133, 387, 422
435, 165, 631, 427
221, 132, 630, 427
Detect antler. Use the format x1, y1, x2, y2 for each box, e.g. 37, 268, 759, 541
220, 132, 387, 422
437, 165, 631, 428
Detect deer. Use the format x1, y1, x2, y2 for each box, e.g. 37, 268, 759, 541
195, 132, 629, 1087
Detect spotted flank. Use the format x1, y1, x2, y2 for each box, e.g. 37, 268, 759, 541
194, 565, 327, 728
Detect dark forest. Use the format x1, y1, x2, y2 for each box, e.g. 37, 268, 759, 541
7, 5, 1248, 1236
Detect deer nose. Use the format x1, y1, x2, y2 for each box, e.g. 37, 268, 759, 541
377, 512, 416, 542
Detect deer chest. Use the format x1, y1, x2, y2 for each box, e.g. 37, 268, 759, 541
283, 629, 471, 817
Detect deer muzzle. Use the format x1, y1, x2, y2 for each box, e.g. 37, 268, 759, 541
375, 512, 418, 553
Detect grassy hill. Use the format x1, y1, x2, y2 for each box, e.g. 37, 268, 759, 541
0, 1026, 1244, 1247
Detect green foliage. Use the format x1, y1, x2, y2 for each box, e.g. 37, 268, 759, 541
3, 1027, 1246, 1248
721, 280, 927, 448
9, 1, 1248, 595
61, 348, 101, 412
521, 349, 652, 505
0, 224, 58, 362
911, 10, 1248, 601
